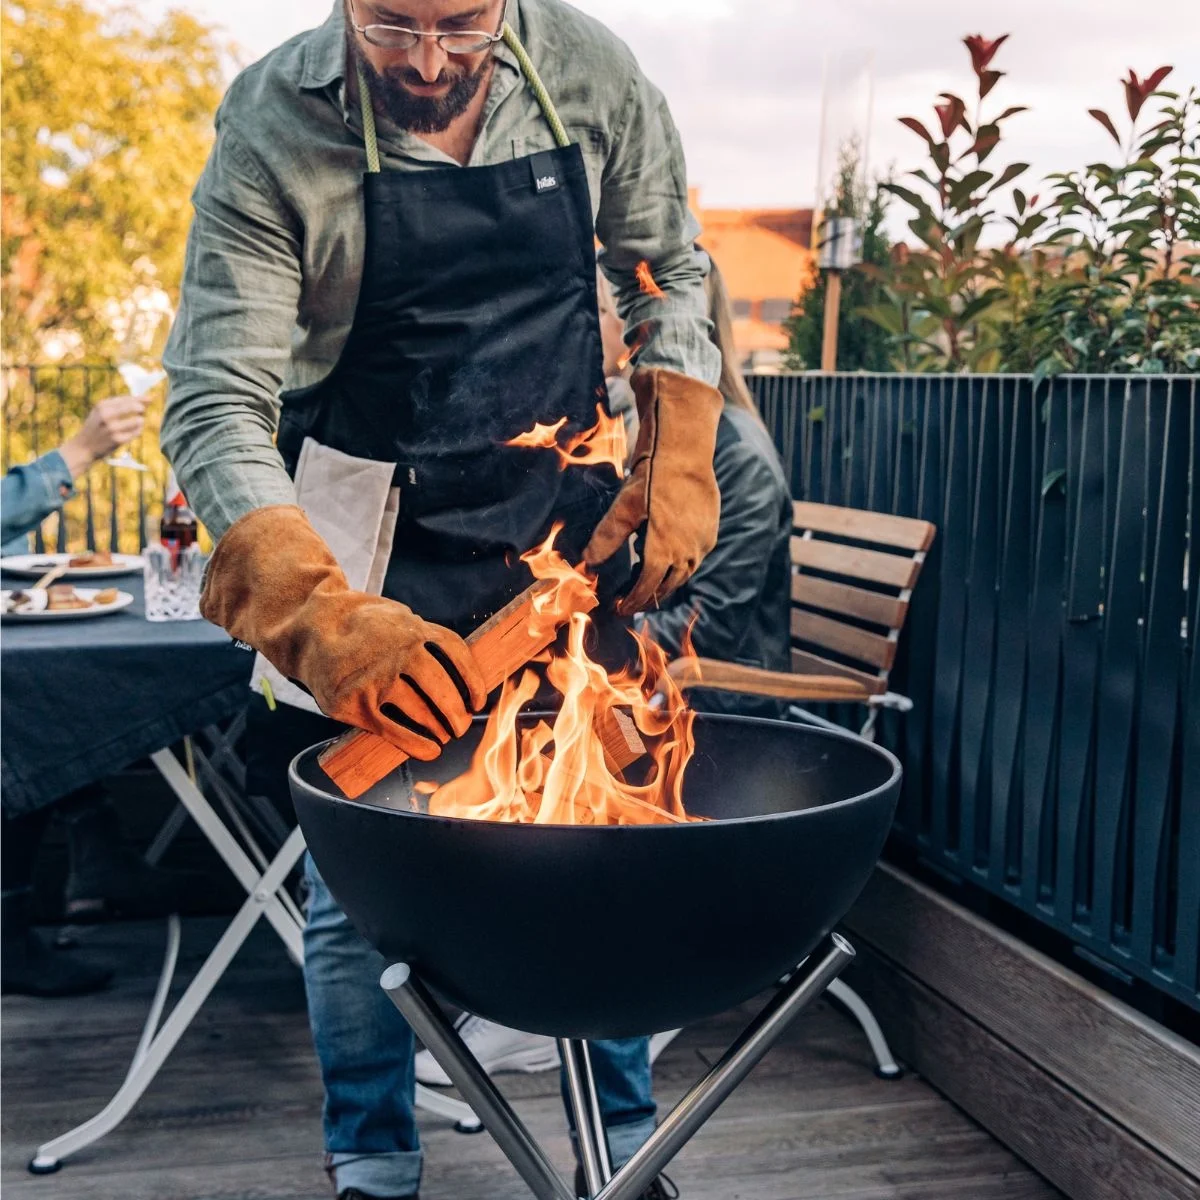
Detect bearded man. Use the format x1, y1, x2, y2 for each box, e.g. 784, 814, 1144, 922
162, 2, 722, 1197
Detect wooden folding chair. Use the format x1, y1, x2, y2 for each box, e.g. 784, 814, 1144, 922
668, 501, 936, 738
667, 501, 937, 1079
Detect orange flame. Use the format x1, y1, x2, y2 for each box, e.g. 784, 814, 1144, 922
417, 529, 699, 826
616, 323, 650, 372
507, 403, 627, 476
635, 259, 667, 299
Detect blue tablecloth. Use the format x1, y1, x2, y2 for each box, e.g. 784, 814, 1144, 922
1, 572, 253, 815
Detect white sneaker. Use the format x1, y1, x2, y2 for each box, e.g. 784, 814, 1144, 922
415, 1016, 561, 1086
648, 1028, 681, 1063
415, 1019, 684, 1087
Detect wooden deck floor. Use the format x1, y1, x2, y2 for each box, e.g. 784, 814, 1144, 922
1, 918, 1061, 1200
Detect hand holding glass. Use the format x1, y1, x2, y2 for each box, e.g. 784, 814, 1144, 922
105, 363, 164, 472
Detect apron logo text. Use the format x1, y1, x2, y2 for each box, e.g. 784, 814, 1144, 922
535, 174, 559, 193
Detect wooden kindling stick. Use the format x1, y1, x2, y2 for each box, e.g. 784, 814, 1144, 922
594, 706, 647, 775
320, 577, 602, 799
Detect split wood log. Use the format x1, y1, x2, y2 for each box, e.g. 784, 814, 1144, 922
319, 578, 598, 799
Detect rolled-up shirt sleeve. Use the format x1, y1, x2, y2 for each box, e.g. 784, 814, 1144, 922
595, 72, 721, 389
0, 451, 74, 548
161, 121, 303, 541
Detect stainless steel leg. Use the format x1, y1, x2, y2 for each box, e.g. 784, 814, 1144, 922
560, 1038, 612, 1196
382, 935, 852, 1200
594, 933, 856, 1200
578, 1042, 613, 1185
380, 964, 575, 1200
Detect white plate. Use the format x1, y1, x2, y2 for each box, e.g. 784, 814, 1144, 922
1, 587, 135, 621
0, 552, 145, 579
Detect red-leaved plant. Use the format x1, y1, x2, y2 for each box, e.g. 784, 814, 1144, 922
860, 33, 1035, 370
865, 34, 1198, 375
1005, 64, 1200, 376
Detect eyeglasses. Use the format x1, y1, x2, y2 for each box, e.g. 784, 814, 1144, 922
349, 1, 504, 53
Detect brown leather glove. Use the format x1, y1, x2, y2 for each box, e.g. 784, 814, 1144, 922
583, 367, 722, 614
200, 505, 486, 760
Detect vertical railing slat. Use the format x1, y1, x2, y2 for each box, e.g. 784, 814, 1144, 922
990, 378, 1035, 894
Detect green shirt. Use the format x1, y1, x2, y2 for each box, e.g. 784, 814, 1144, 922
162, 0, 719, 539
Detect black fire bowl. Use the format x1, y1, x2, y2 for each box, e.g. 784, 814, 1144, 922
290, 713, 901, 1040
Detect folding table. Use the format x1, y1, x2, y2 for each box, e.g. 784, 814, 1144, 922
0, 575, 478, 1174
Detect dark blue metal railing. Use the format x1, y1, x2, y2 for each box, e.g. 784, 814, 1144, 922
3, 364, 1195, 1010
752, 373, 1198, 1011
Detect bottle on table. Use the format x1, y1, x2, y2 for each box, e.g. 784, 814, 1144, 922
143, 469, 203, 621
159, 468, 198, 571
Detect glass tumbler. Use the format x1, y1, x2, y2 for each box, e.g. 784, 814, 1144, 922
144, 542, 205, 622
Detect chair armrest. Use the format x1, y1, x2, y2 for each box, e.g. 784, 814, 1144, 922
665, 657, 873, 702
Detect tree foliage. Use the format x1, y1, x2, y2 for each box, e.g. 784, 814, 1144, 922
1, 0, 228, 362
785, 139, 894, 372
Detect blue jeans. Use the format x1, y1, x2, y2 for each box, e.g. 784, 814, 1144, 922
304, 854, 656, 1197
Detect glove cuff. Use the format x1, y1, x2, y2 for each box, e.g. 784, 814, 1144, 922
200, 504, 350, 676
629, 367, 723, 463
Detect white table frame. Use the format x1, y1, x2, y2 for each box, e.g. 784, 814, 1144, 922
29, 730, 480, 1175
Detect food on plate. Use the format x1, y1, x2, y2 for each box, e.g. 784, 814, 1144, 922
67, 550, 116, 569
2, 584, 124, 615
3, 589, 47, 614
47, 585, 92, 610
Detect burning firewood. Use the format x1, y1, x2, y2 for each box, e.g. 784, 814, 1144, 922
595, 707, 646, 773
318, 570, 597, 799
413, 603, 698, 827
321, 415, 691, 825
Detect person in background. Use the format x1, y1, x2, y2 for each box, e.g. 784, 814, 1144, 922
637, 254, 792, 712
1, 393, 196, 997
414, 253, 792, 1088
0, 395, 147, 550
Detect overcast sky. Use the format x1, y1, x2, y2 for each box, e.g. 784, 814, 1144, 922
144, 0, 1198, 214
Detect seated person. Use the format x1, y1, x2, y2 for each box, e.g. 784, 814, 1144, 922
1, 394, 147, 550
636, 255, 792, 717
2, 393, 195, 998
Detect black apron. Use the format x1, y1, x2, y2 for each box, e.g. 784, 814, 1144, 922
276, 30, 626, 638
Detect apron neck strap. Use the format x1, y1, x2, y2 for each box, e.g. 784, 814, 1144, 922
356, 22, 568, 175
500, 22, 569, 149
356, 61, 383, 174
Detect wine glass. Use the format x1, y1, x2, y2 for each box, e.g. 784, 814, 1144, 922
104, 362, 164, 472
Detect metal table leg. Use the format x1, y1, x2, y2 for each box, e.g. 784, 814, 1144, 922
29, 742, 481, 1175
29, 827, 308, 1173
153, 748, 483, 1134
381, 934, 855, 1200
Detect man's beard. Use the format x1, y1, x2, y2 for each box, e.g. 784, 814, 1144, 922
351, 40, 489, 134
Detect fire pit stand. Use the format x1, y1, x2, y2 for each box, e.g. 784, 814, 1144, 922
381, 933, 855, 1200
